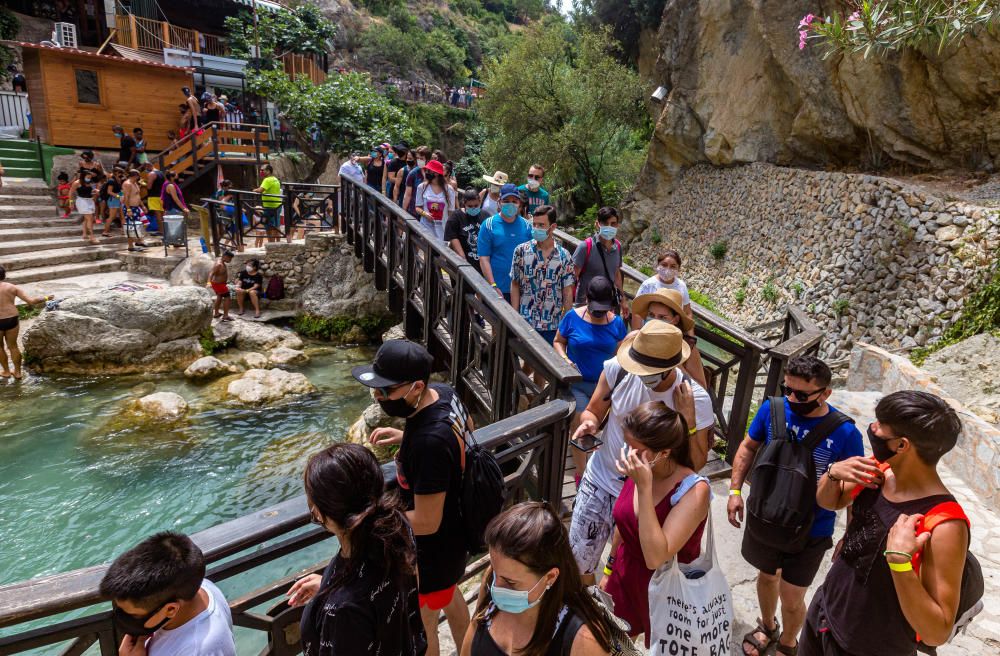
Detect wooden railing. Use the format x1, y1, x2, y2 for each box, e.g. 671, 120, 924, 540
154, 122, 270, 188
113, 12, 226, 56
280, 53, 326, 85
0, 401, 573, 655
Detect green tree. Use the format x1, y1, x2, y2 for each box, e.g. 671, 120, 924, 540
801, 1, 1000, 58
479, 23, 647, 207
224, 1, 335, 62
0, 7, 19, 82
247, 70, 410, 181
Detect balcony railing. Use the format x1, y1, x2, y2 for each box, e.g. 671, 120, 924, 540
113, 13, 227, 57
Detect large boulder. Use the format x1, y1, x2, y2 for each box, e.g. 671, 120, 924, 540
213, 318, 303, 352
133, 392, 189, 420
922, 333, 1000, 426
185, 355, 239, 380
298, 240, 392, 320
22, 287, 213, 374
269, 346, 309, 366
346, 398, 404, 462
226, 368, 317, 405
170, 253, 216, 287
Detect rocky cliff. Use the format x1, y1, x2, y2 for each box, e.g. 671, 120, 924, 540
635, 0, 1000, 203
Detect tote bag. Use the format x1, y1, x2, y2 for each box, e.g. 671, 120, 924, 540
648, 511, 733, 656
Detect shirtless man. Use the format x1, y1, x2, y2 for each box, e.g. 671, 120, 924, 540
0, 265, 49, 379
121, 169, 147, 252
207, 251, 234, 322
183, 87, 201, 131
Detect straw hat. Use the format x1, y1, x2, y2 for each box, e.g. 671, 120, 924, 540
482, 170, 509, 186
631, 288, 694, 333
616, 321, 690, 376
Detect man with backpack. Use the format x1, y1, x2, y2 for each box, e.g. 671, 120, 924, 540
800, 390, 977, 656
356, 340, 474, 656
727, 355, 864, 656
572, 206, 626, 315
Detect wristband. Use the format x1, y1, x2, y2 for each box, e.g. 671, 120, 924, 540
490, 282, 498, 287
602, 565, 614, 576
883, 549, 912, 561
729, 489, 741, 496
888, 560, 913, 573
687, 426, 697, 436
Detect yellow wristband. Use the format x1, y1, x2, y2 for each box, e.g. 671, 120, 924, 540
602, 566, 613, 576
688, 426, 697, 435
888, 560, 913, 573
729, 489, 741, 496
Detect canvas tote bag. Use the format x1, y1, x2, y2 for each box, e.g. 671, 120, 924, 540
648, 508, 733, 655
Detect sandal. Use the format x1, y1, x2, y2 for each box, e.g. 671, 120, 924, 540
776, 640, 798, 656
742, 617, 780, 656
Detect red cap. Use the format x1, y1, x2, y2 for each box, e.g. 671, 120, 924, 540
423, 159, 446, 176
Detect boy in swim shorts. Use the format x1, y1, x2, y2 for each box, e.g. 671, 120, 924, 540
208, 251, 234, 322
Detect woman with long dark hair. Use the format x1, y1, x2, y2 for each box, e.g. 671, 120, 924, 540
604, 401, 710, 647
288, 443, 426, 656
462, 502, 614, 656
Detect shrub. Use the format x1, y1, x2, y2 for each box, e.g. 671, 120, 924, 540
709, 240, 728, 261
735, 288, 747, 306
17, 304, 42, 320
293, 313, 394, 342
790, 280, 804, 298
199, 328, 233, 355
689, 289, 719, 314
650, 226, 663, 245
638, 265, 654, 276
833, 298, 850, 317
761, 280, 779, 304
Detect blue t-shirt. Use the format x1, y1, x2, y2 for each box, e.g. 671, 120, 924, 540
517, 185, 549, 214
558, 310, 627, 382
476, 214, 531, 294
747, 398, 864, 538
404, 167, 424, 215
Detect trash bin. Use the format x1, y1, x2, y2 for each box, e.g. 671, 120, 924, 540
163, 213, 189, 258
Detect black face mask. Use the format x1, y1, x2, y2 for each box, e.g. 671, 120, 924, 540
867, 424, 899, 463
113, 603, 170, 637
377, 384, 419, 418
787, 397, 821, 415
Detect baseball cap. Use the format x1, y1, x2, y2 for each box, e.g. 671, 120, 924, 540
351, 339, 433, 388
499, 183, 520, 200
586, 276, 615, 312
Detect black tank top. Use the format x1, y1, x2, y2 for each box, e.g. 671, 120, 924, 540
366, 160, 384, 190
471, 604, 583, 656
822, 487, 956, 655
205, 106, 221, 124
77, 183, 93, 199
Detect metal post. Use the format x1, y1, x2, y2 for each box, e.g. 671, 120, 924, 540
34, 137, 47, 184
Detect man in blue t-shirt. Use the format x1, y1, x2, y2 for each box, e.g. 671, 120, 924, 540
726, 355, 863, 656
517, 164, 549, 215
476, 183, 531, 303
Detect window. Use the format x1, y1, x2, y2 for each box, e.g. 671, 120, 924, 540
74, 69, 101, 105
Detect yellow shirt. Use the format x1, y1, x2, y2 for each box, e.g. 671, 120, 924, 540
260, 176, 282, 208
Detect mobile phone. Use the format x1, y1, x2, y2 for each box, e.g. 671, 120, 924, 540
570, 434, 604, 453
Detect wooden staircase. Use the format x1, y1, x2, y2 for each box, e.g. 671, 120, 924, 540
154, 122, 270, 189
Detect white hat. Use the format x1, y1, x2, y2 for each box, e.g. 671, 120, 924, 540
482, 170, 509, 186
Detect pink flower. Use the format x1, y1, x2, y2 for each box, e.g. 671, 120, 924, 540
848, 11, 860, 21
798, 13, 816, 28
799, 29, 809, 49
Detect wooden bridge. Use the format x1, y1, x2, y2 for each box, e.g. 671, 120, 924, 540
0, 178, 821, 655
155, 121, 270, 190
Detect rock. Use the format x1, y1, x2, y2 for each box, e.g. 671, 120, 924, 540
381, 322, 406, 342
170, 253, 216, 287
134, 392, 189, 420
922, 334, 1000, 426
22, 287, 213, 374
269, 346, 310, 366
935, 225, 962, 242
346, 399, 404, 462
226, 368, 317, 405
213, 318, 303, 352
241, 351, 270, 369
299, 236, 394, 322
185, 356, 238, 380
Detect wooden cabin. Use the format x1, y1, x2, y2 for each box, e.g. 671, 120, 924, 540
11, 42, 193, 152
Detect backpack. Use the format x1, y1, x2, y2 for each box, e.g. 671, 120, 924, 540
745, 397, 854, 552
455, 426, 505, 554
264, 275, 285, 301
912, 502, 984, 653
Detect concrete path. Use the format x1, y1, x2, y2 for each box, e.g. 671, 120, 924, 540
437, 389, 1000, 655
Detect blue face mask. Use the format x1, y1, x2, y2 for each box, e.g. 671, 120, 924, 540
532, 227, 549, 242
490, 573, 548, 614
500, 203, 519, 219
599, 226, 618, 240
466, 207, 481, 217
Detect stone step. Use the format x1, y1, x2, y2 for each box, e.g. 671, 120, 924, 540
4, 259, 124, 284
0, 193, 55, 206
0, 217, 80, 229
0, 244, 124, 272
0, 225, 87, 241
0, 205, 59, 219
0, 235, 129, 256
0, 182, 51, 196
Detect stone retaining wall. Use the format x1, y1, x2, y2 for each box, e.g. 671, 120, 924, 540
626, 163, 1000, 358
847, 343, 1000, 508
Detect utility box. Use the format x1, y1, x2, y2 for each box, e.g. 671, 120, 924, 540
163, 213, 189, 258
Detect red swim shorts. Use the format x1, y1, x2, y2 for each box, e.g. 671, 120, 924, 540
418, 585, 456, 611
211, 282, 230, 297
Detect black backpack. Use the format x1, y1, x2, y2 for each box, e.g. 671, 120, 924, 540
746, 396, 854, 552
455, 427, 505, 554
264, 274, 285, 301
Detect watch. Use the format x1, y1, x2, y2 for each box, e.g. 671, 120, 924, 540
825, 461, 840, 481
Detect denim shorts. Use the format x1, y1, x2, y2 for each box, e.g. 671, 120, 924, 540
568, 475, 616, 574
263, 206, 280, 229
570, 380, 598, 413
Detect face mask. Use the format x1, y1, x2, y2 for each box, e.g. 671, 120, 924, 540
500, 203, 519, 219
532, 227, 549, 242
526, 178, 541, 191
416, 159, 426, 168
490, 573, 548, 614
370, 151, 378, 158
599, 226, 618, 240
657, 266, 677, 282
113, 603, 170, 637
787, 397, 821, 416
490, 184, 501, 194
377, 383, 419, 418
639, 372, 665, 388
246, 266, 254, 273
867, 424, 899, 462
387, 152, 395, 160
466, 207, 481, 217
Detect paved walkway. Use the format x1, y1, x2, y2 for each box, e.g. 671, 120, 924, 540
437, 389, 1000, 655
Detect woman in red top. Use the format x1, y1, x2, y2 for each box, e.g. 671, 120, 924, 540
603, 400, 711, 646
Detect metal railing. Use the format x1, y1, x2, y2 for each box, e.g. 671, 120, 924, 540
0, 400, 573, 656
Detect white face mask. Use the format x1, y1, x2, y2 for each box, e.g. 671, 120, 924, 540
416, 159, 426, 169
526, 178, 540, 191
490, 184, 501, 194
639, 372, 665, 388
246, 266, 254, 273
657, 266, 677, 282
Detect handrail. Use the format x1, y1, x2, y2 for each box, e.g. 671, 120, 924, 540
0, 399, 573, 653
153, 121, 268, 165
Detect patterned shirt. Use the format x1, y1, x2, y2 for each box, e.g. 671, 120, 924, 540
510, 241, 575, 332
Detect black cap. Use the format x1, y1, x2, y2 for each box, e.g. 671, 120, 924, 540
586, 276, 615, 312
352, 339, 433, 388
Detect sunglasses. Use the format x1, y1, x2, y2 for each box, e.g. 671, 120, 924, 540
527, 174, 543, 180
375, 381, 409, 397
780, 383, 825, 401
